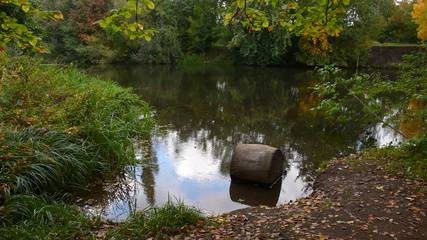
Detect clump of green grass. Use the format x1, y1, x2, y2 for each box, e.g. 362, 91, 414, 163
0, 197, 202, 240
0, 195, 100, 240
0, 53, 154, 196
0, 127, 104, 195
108, 200, 203, 239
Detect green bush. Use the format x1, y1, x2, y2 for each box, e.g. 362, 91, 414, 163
230, 28, 292, 66
0, 54, 154, 196
131, 26, 184, 64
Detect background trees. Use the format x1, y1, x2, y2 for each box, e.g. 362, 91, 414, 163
413, 0, 427, 41
380, 0, 418, 43
1, 0, 424, 65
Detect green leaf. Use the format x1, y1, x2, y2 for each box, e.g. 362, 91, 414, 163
144, 0, 155, 10
21, 4, 30, 13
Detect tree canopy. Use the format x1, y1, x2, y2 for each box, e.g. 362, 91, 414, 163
0, 0, 62, 52
225, 0, 351, 56
1, 0, 425, 64
99, 0, 156, 41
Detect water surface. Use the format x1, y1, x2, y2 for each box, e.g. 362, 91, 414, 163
84, 65, 401, 221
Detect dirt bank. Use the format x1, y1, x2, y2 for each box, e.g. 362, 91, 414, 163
179, 156, 427, 240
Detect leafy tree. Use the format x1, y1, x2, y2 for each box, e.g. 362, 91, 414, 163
99, 0, 156, 41
129, 0, 183, 64
226, 1, 294, 65
225, 0, 351, 58
380, 0, 418, 43
42, 0, 122, 63
413, 0, 427, 41
314, 0, 396, 66
185, 0, 221, 53
229, 27, 293, 65
314, 51, 427, 136
0, 0, 62, 52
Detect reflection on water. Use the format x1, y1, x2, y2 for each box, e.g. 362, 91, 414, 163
84, 65, 402, 221
230, 179, 282, 207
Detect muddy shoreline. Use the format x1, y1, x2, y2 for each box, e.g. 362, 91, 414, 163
181, 155, 427, 239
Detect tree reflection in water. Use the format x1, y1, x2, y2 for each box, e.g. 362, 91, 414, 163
84, 65, 400, 221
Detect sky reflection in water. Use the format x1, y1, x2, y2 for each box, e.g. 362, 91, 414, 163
85, 65, 402, 221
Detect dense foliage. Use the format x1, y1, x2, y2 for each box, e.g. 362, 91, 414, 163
0, 0, 62, 52
413, 0, 427, 41
380, 0, 418, 43
314, 51, 427, 179
3, 0, 423, 65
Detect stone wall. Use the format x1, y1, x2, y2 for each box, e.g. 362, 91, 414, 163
366, 45, 424, 68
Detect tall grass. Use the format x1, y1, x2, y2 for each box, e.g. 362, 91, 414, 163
108, 200, 202, 239
0, 196, 202, 240
365, 135, 427, 181
0, 54, 154, 197
0, 195, 100, 240
0, 127, 103, 194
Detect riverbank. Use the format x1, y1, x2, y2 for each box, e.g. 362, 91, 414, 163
0, 54, 157, 239
182, 150, 427, 239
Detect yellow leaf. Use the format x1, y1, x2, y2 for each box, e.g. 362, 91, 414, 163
22, 4, 30, 13
52, 12, 64, 21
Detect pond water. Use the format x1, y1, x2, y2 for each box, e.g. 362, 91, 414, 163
84, 65, 402, 221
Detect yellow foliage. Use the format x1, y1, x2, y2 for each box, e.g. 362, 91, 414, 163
413, 0, 427, 40
299, 26, 333, 57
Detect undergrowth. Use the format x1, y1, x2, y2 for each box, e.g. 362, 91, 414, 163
365, 135, 427, 181
314, 51, 426, 180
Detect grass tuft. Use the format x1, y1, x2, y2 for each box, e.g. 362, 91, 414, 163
0, 195, 100, 240
109, 199, 203, 239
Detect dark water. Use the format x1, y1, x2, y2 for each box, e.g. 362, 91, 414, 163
84, 65, 402, 221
